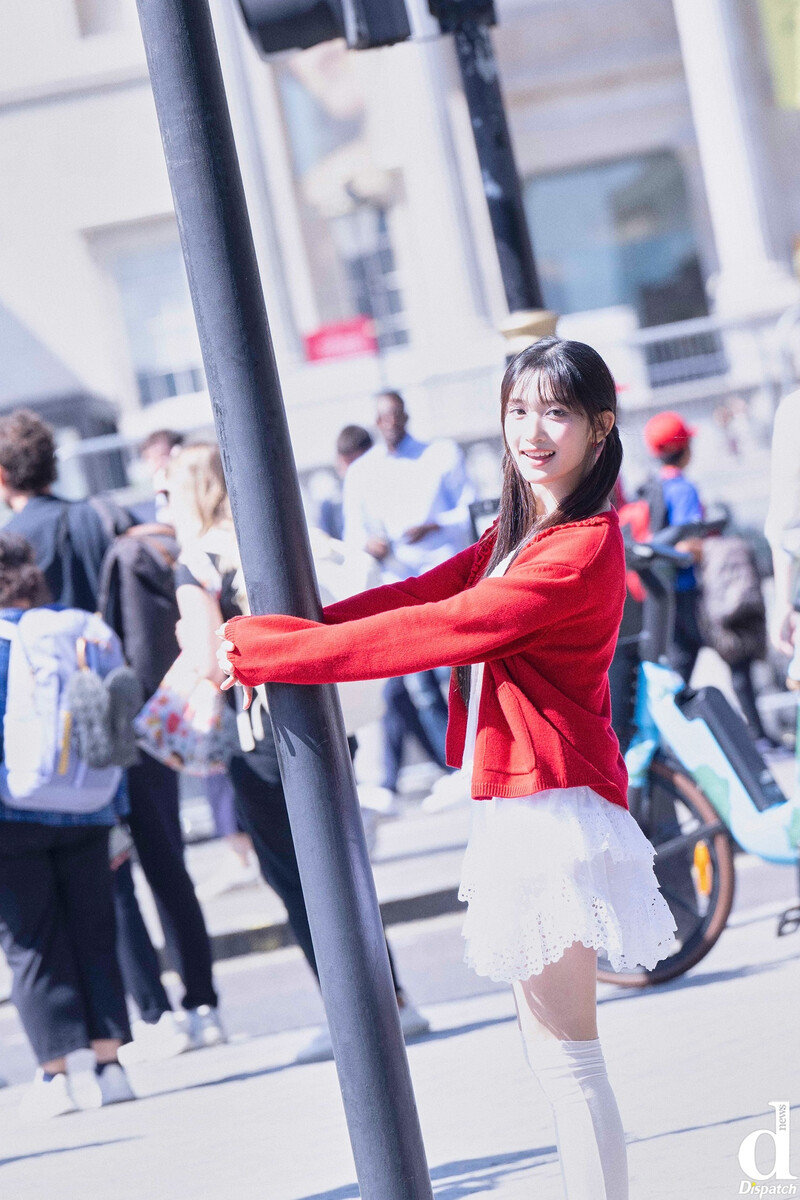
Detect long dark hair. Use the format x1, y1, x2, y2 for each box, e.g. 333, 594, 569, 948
456, 336, 622, 702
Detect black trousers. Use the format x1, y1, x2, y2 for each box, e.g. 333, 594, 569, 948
123, 752, 217, 1010
608, 638, 640, 757
729, 660, 766, 739
230, 755, 401, 994
0, 823, 131, 1064
668, 589, 705, 685
113, 856, 171, 1024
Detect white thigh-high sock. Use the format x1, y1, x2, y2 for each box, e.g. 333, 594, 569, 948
523, 1036, 628, 1200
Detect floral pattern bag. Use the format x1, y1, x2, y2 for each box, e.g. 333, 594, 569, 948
133, 653, 227, 776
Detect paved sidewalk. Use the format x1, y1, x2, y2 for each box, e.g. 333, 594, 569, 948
0, 901, 798, 1199
94, 664, 800, 971
0, 654, 795, 1002
90, 673, 800, 973
0, 771, 472, 1004
184, 792, 472, 960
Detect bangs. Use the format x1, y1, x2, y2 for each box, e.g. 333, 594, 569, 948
531, 365, 583, 412
504, 362, 583, 415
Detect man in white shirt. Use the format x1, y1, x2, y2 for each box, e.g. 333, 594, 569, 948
342, 392, 475, 793
343, 392, 475, 583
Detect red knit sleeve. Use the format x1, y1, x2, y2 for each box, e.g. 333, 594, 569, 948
223, 553, 589, 687
321, 537, 484, 625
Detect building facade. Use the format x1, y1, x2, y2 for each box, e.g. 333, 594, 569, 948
0, 0, 799, 498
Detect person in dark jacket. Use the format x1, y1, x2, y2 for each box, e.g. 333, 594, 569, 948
0, 533, 135, 1119
0, 409, 222, 1054
0, 410, 110, 612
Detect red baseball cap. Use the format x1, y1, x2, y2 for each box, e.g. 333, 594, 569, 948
643, 411, 696, 456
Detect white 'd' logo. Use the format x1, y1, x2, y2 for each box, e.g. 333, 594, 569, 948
739, 1103, 797, 1183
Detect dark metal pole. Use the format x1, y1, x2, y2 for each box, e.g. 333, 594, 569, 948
453, 20, 545, 314
133, 3, 433, 1195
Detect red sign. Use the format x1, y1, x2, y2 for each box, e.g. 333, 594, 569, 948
304, 316, 378, 362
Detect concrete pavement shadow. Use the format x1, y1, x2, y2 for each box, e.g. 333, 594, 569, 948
126, 1016, 519, 1105
598, 952, 798, 1004
430, 1147, 558, 1198
0, 1138, 137, 1168
297, 1106, 774, 1200
133, 1058, 296, 1100
131, 1015, 517, 1102
410, 1013, 516, 1045
628, 1109, 777, 1146
298, 1145, 558, 1200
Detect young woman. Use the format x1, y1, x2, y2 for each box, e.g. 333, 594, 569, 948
217, 337, 677, 1199
0, 533, 135, 1119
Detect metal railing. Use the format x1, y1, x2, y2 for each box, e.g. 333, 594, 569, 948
46, 302, 800, 505
618, 306, 799, 407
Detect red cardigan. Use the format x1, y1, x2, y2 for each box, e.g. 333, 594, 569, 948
223, 511, 629, 809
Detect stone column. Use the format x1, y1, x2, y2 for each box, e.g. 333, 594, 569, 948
672, 0, 799, 312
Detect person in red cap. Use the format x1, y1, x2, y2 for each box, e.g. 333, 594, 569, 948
642, 410, 705, 682
643, 410, 697, 460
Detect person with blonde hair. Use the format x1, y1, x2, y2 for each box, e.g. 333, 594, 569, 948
166, 442, 258, 900
167, 442, 429, 1060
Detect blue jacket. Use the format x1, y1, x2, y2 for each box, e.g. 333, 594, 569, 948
661, 468, 703, 592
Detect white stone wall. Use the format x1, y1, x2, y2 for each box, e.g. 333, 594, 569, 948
0, 0, 798, 475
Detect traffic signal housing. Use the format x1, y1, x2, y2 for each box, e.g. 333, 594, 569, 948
236, 0, 411, 54
427, 0, 496, 32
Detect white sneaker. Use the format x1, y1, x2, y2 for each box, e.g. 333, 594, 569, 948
420, 769, 471, 814
82, 1062, 135, 1110
356, 785, 400, 818
19, 1070, 78, 1122
196, 848, 260, 900
185, 1005, 226, 1049
397, 761, 445, 795
118, 1011, 191, 1066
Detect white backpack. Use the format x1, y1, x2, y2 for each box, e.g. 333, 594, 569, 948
0, 609, 126, 813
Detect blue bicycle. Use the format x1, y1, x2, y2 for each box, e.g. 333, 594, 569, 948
599, 525, 800, 986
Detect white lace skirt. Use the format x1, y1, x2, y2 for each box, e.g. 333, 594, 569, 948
458, 786, 678, 982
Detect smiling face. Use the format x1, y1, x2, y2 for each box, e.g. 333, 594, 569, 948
503, 372, 613, 513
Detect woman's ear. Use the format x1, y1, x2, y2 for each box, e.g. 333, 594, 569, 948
595, 411, 616, 444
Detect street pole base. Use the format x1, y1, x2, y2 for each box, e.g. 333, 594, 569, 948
499, 309, 559, 357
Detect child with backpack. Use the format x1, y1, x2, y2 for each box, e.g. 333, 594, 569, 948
641, 411, 706, 682
640, 413, 775, 747
0, 532, 136, 1119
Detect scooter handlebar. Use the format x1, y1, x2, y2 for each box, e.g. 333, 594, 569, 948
625, 540, 695, 572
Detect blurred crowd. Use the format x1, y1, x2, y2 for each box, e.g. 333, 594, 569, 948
0, 383, 797, 1117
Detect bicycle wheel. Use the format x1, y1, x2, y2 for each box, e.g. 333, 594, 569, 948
596, 757, 735, 987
